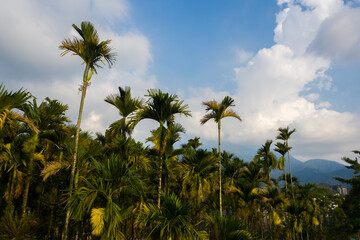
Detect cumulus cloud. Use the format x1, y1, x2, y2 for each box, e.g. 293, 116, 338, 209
0, 0, 130, 80
2, 0, 360, 163
182, 0, 360, 162
234, 48, 253, 64
100, 30, 153, 75
0, 0, 156, 142
92, 0, 129, 24
307, 7, 360, 63
305, 93, 320, 101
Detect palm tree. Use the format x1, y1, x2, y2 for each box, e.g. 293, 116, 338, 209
222, 152, 245, 188
70, 154, 143, 239
274, 142, 291, 196
105, 86, 143, 138
200, 96, 242, 217
136, 193, 208, 240
262, 186, 286, 239
206, 215, 253, 240
0, 204, 39, 239
276, 126, 296, 200
0, 84, 32, 131
254, 140, 277, 185
179, 148, 217, 205
132, 89, 191, 207
234, 162, 264, 228
0, 140, 26, 205
20, 97, 69, 220
19, 135, 44, 220
22, 97, 70, 157
59, 21, 116, 239
296, 184, 320, 240
148, 123, 185, 194
182, 137, 203, 150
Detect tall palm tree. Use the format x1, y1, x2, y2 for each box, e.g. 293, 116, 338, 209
132, 89, 191, 207
262, 186, 286, 239
105, 86, 143, 138
254, 140, 277, 185
20, 97, 69, 220
276, 126, 296, 200
295, 184, 320, 240
59, 21, 116, 239
0, 140, 26, 205
274, 142, 291, 196
70, 154, 143, 239
179, 148, 217, 204
200, 96, 242, 217
147, 123, 185, 195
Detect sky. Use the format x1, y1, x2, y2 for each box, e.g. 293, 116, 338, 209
1, 0, 360, 163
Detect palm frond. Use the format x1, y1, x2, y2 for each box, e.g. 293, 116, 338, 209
41, 161, 69, 181
201, 96, 241, 126
223, 109, 242, 121
90, 208, 105, 236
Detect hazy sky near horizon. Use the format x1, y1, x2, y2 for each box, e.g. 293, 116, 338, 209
1, 0, 360, 163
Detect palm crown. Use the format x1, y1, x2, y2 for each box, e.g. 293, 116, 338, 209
105, 86, 143, 119
276, 126, 296, 142
200, 96, 241, 125
59, 21, 116, 80
0, 84, 32, 131
133, 89, 191, 127
105, 86, 143, 138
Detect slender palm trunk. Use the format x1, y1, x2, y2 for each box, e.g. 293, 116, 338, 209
7, 171, 16, 205
284, 155, 288, 197
63, 64, 89, 240
218, 121, 222, 218
47, 206, 55, 239
287, 141, 295, 200
269, 207, 272, 238
21, 157, 33, 220
306, 225, 309, 240
157, 125, 167, 208
157, 155, 163, 208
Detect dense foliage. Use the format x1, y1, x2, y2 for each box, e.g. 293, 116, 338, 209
0, 83, 356, 240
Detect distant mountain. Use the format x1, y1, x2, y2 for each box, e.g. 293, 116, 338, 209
300, 159, 345, 173
271, 158, 354, 185
199, 140, 354, 185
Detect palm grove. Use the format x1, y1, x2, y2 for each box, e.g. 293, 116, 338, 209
0, 21, 359, 240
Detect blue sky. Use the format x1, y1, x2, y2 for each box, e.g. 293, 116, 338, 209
131, 0, 278, 91
1, 0, 360, 163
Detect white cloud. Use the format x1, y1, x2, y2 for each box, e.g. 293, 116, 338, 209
93, 0, 129, 24
179, 88, 232, 141
274, 0, 343, 55
0, 0, 130, 81
83, 111, 104, 133
2, 0, 360, 164
234, 48, 253, 64
182, 0, 360, 163
100, 30, 153, 75
0, 0, 156, 142
316, 101, 331, 108
305, 93, 320, 101
307, 6, 360, 63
